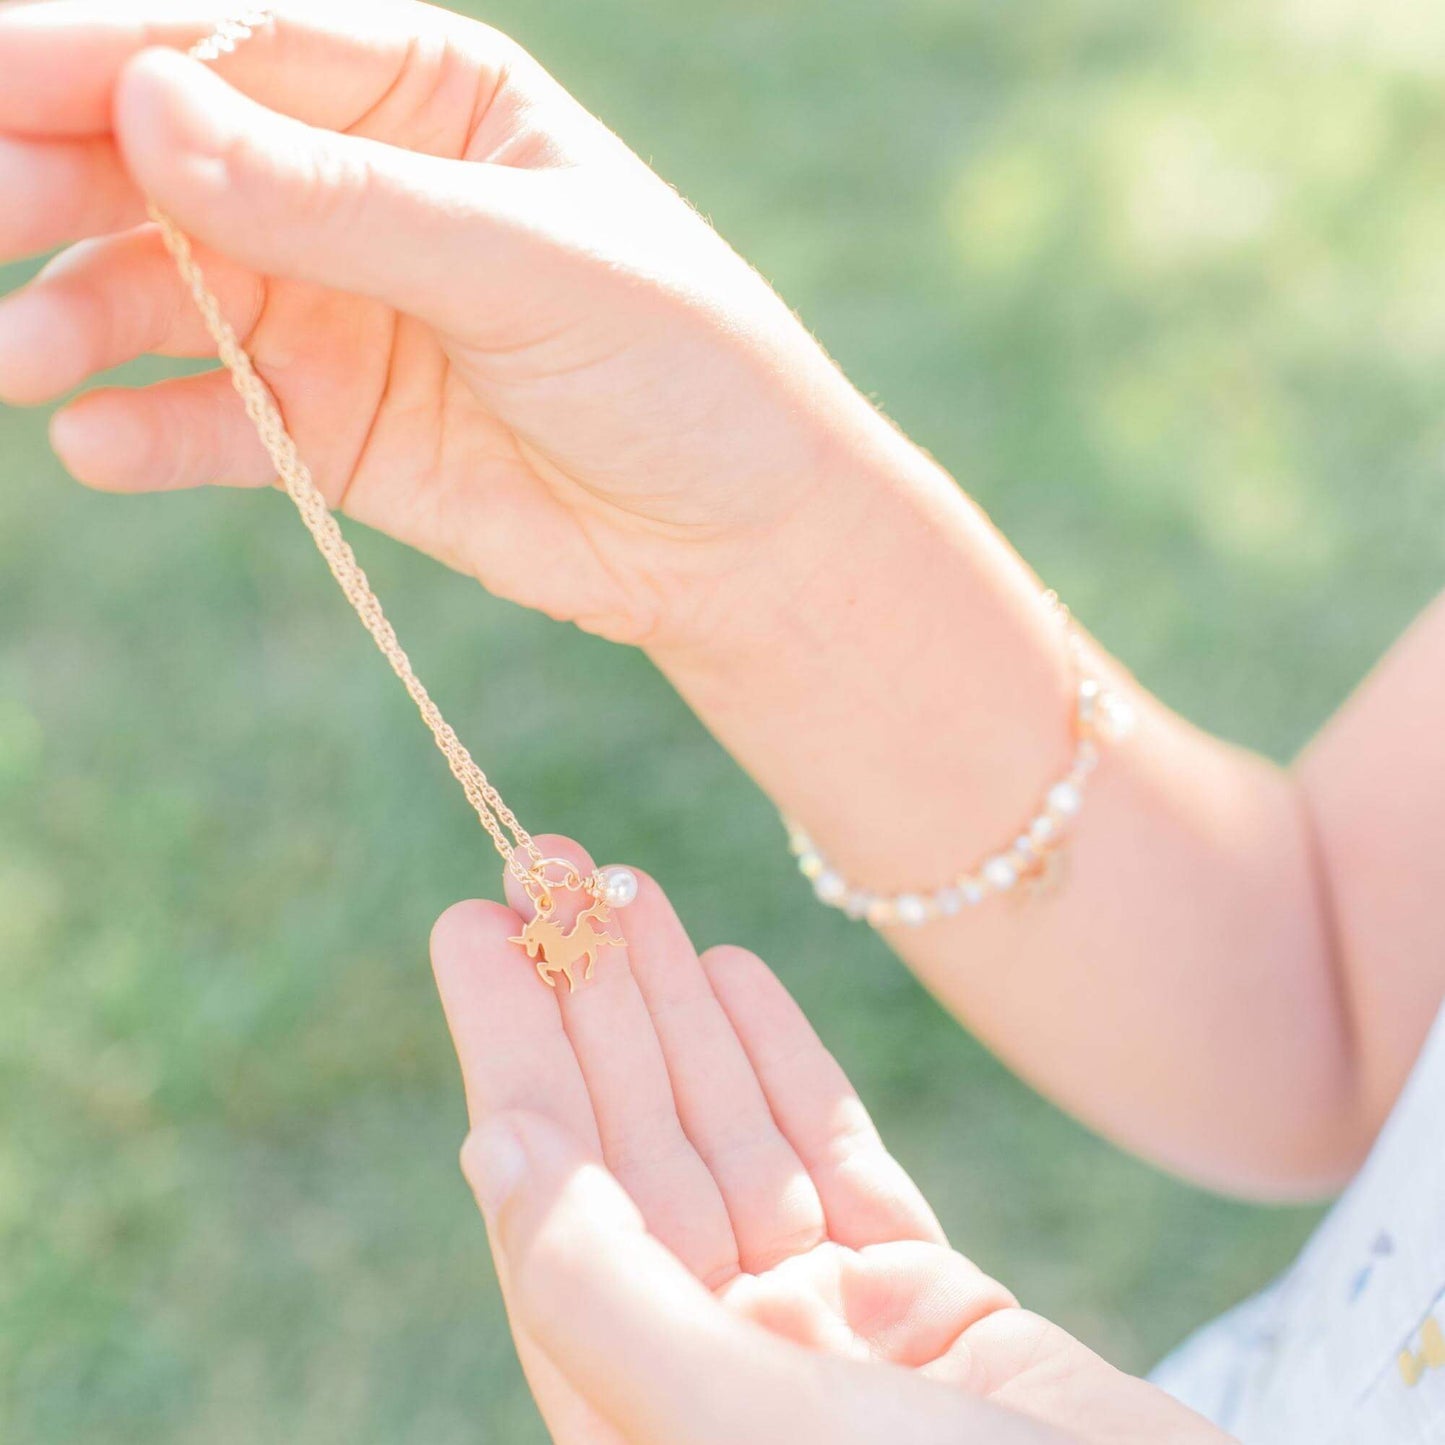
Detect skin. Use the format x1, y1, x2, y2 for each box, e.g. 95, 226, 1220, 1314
432, 834, 1229, 1443
0, 0, 1439, 1432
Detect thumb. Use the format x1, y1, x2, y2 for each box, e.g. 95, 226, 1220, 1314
114, 46, 536, 333
464, 1108, 801, 1445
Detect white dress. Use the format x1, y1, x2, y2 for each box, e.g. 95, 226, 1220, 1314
1152, 1002, 1445, 1441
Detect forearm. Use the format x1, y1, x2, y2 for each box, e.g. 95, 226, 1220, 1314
1292, 589, 1445, 1150
651, 412, 1362, 1196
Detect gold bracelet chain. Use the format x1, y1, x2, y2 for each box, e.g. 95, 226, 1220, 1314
146, 9, 636, 989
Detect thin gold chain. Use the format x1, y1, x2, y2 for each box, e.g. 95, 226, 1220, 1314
150, 9, 542, 885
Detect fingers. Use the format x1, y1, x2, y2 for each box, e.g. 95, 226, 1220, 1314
430, 899, 600, 1154
926, 1307, 1226, 1443
113, 48, 541, 336
502, 837, 739, 1287
703, 947, 947, 1249
838, 1241, 1016, 1370
431, 899, 620, 1442
721, 1239, 1014, 1371
49, 369, 274, 493
0, 135, 144, 259
0, 226, 265, 405
620, 873, 827, 1274
466, 1113, 1052, 1445
0, 0, 437, 137
463, 1109, 807, 1445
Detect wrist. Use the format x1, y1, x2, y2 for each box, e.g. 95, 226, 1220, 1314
645, 404, 959, 681
645, 410, 1079, 897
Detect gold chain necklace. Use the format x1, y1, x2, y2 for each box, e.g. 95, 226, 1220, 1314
148, 9, 636, 990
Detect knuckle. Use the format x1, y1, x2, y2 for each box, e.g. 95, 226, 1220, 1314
223, 119, 372, 238
742, 1219, 829, 1277
293, 138, 373, 234
602, 1111, 692, 1182
466, 22, 534, 92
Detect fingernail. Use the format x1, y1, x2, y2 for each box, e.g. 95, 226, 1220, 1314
464, 1118, 528, 1217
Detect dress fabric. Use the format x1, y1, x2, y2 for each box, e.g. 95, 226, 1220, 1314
1151, 1001, 1445, 1442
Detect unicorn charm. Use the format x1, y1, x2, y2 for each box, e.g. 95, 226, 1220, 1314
510, 895, 624, 993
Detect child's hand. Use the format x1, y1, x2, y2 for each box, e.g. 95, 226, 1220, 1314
430, 836, 1232, 1444
0, 0, 899, 651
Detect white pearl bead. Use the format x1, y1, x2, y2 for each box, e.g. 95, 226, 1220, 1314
845, 891, 873, 920
599, 865, 640, 910
1098, 690, 1137, 742
934, 886, 963, 917
797, 851, 825, 881
895, 894, 928, 926
813, 870, 848, 905
1047, 780, 1082, 818
983, 855, 1018, 892
1029, 813, 1057, 846
960, 877, 985, 906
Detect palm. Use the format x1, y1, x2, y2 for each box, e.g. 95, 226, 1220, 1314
432, 838, 1226, 1445
157, 195, 777, 643
718, 1236, 1005, 1383
207, 278, 608, 623
431, 836, 1020, 1443
2, 5, 851, 645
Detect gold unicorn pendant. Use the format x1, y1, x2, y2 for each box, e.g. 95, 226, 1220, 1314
509, 894, 625, 993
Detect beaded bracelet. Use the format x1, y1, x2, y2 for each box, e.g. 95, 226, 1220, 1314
786, 593, 1134, 928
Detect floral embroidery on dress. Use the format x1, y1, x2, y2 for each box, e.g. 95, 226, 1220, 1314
1152, 1004, 1445, 1443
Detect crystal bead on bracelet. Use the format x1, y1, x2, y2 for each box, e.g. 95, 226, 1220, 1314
786, 594, 1135, 928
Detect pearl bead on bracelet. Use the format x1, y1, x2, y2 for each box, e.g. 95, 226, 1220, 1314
785, 595, 1135, 928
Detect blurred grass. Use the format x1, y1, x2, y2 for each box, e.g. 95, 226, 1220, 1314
6, 0, 1445, 1438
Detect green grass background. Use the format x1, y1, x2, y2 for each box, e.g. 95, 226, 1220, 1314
6, 0, 1445, 1438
